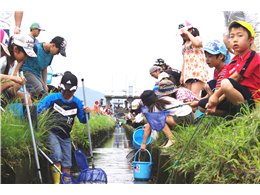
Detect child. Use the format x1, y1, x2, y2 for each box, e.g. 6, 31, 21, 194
1, 31, 36, 107
178, 21, 209, 98
37, 71, 91, 184
140, 90, 193, 149
206, 21, 260, 116
21, 36, 67, 100
195, 40, 230, 112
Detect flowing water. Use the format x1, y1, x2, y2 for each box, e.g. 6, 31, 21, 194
92, 125, 150, 184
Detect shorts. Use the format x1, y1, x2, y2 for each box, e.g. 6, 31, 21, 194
46, 131, 72, 168
173, 112, 194, 126
198, 78, 255, 115
186, 79, 201, 84
23, 71, 48, 100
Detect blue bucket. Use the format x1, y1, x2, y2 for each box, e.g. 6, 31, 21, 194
7, 103, 24, 119
132, 126, 152, 149
132, 149, 152, 180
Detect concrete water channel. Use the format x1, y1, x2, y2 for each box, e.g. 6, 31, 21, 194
92, 125, 150, 184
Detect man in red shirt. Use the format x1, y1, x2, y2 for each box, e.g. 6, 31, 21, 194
206, 21, 260, 116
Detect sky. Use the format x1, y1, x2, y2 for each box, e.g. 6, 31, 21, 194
3, 0, 258, 95
2, 1, 221, 95
3, 1, 258, 98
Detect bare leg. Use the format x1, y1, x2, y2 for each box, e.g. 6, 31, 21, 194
221, 79, 244, 105
140, 123, 152, 151
190, 81, 204, 98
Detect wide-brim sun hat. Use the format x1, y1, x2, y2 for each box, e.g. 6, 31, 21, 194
155, 79, 178, 96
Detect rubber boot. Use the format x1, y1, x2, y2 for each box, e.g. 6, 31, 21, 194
51, 164, 61, 184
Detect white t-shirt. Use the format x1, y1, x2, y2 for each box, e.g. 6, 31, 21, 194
0, 11, 12, 29
153, 96, 192, 117
0, 56, 17, 75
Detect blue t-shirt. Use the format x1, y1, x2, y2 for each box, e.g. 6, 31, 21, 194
22, 43, 53, 79
37, 93, 89, 139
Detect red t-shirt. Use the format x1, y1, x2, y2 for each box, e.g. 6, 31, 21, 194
214, 64, 227, 89
226, 50, 260, 102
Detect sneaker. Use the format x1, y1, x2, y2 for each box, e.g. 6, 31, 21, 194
162, 139, 174, 148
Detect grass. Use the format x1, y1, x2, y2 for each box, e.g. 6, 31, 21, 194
1, 107, 116, 167
164, 105, 260, 184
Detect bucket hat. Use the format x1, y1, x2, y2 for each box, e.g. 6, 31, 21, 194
155, 79, 177, 96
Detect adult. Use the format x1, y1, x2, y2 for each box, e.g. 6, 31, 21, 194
0, 11, 23, 35
29, 22, 45, 44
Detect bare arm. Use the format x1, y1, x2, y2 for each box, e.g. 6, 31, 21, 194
181, 29, 202, 48
14, 11, 23, 34
42, 68, 47, 85
12, 61, 24, 76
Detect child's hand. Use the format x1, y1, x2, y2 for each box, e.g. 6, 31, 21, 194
84, 106, 91, 113
205, 95, 218, 114
12, 75, 26, 85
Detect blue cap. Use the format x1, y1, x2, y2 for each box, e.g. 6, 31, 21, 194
203, 40, 228, 55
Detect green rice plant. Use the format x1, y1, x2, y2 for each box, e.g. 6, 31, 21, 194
71, 112, 116, 148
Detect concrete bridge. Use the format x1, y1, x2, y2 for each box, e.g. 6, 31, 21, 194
104, 95, 140, 113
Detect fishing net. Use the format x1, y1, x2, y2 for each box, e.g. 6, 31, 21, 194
77, 168, 108, 184
74, 148, 89, 171
60, 172, 78, 184
143, 111, 169, 131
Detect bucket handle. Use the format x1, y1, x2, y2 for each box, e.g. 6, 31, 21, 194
133, 149, 152, 163
134, 126, 144, 131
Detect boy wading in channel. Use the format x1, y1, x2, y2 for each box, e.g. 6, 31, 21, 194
206, 21, 260, 115
37, 72, 91, 184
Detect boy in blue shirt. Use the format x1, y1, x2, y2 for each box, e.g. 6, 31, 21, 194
37, 71, 91, 184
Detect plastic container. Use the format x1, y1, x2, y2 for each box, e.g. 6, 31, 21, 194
7, 103, 24, 119
132, 126, 152, 149
46, 66, 53, 85
132, 149, 152, 180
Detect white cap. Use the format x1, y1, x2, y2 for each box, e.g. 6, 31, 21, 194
131, 99, 141, 110
12, 34, 37, 57
158, 72, 169, 81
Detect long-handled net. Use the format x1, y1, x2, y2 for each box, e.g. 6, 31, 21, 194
78, 78, 107, 184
